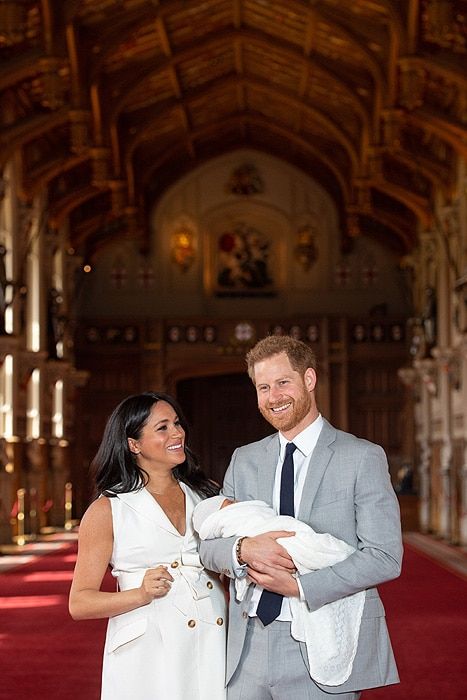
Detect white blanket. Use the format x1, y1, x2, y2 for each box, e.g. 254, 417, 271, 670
194, 498, 365, 686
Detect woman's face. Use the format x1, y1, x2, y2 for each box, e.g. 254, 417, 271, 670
128, 401, 186, 471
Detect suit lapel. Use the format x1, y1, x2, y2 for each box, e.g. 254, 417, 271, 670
257, 434, 280, 505
297, 418, 336, 521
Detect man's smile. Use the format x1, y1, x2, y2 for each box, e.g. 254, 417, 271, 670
270, 402, 292, 413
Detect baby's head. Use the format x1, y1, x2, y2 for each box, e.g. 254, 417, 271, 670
192, 494, 231, 534
220, 498, 236, 509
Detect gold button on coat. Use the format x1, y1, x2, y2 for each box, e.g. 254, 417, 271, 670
188, 619, 196, 628
216, 618, 223, 626
207, 581, 213, 589
170, 561, 179, 568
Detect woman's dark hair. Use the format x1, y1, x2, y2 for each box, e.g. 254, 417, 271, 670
91, 392, 219, 499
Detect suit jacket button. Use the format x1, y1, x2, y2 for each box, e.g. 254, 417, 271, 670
242, 612, 248, 619
171, 561, 179, 568
207, 581, 213, 589
216, 618, 224, 626
188, 619, 196, 628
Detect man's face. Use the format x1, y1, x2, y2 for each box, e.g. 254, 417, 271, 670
253, 352, 317, 438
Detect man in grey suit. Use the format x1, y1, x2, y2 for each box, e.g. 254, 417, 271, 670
200, 335, 402, 699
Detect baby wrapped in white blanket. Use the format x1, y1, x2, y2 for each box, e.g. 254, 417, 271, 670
193, 496, 365, 686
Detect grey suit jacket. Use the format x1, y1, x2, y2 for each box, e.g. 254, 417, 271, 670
200, 418, 403, 693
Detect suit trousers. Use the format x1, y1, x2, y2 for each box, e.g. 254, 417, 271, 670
227, 618, 361, 700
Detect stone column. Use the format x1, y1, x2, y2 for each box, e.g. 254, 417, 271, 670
0, 438, 16, 543
459, 335, 467, 545
48, 441, 70, 528
24, 438, 48, 538
414, 358, 436, 533
432, 347, 455, 539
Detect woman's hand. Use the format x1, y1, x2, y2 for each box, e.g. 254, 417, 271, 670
139, 565, 174, 603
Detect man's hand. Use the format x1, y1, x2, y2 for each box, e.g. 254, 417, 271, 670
240, 531, 295, 571
247, 564, 300, 597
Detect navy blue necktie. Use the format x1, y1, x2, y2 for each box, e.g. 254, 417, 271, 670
256, 442, 297, 626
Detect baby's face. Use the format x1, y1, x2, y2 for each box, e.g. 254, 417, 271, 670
220, 498, 235, 509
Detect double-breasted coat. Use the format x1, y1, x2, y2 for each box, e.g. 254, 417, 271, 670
101, 484, 227, 700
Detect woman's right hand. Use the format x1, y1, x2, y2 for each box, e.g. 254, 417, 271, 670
139, 565, 174, 603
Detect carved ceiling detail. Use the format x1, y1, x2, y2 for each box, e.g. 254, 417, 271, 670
0, 0, 465, 257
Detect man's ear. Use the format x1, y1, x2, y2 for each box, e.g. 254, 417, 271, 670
128, 438, 140, 455
304, 367, 317, 392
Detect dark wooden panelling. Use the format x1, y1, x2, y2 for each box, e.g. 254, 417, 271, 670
348, 359, 408, 480
177, 373, 272, 485
72, 351, 141, 514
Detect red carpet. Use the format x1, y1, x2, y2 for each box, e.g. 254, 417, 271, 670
362, 543, 467, 700
0, 539, 466, 699
0, 542, 111, 700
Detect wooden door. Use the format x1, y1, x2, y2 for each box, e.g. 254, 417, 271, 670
177, 373, 272, 485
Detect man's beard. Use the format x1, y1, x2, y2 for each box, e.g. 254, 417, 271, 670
259, 387, 312, 433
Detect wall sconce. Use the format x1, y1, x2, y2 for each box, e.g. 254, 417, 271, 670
172, 229, 195, 272
294, 225, 318, 272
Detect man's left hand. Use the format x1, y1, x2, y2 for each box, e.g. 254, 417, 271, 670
247, 565, 300, 597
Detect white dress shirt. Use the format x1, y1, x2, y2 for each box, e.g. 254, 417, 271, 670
234, 413, 324, 620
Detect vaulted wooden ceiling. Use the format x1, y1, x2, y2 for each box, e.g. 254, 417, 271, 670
1, 0, 466, 258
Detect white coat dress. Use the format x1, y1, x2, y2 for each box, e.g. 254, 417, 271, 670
101, 483, 227, 700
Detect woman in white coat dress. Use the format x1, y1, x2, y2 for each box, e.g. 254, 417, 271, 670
69, 392, 227, 700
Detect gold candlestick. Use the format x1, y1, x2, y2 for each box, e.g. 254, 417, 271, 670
15, 488, 26, 546
29, 487, 38, 540
64, 482, 73, 530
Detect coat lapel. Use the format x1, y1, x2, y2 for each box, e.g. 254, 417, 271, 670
116, 488, 179, 535
257, 434, 280, 505
297, 418, 336, 521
